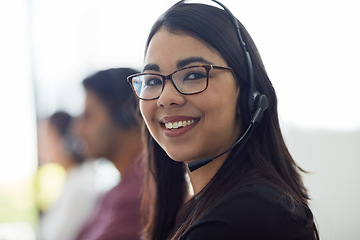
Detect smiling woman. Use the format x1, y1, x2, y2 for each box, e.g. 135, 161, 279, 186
127, 1, 319, 240
139, 29, 241, 167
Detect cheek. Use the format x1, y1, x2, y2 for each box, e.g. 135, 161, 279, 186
140, 101, 155, 129
201, 87, 240, 131
139, 101, 146, 120
89, 122, 116, 155
83, 122, 96, 143
140, 100, 163, 145
94, 125, 112, 146
84, 118, 106, 145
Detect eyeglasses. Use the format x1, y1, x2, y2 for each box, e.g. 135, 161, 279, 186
127, 65, 233, 100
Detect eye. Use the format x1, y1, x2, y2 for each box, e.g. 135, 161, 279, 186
144, 76, 162, 87
184, 72, 207, 81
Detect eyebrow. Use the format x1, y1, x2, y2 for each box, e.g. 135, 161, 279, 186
176, 57, 213, 69
142, 56, 213, 72
142, 63, 160, 72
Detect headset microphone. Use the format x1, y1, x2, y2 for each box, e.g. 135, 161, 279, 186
187, 94, 268, 172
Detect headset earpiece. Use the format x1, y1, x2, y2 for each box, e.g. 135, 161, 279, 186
251, 93, 268, 125
62, 134, 85, 163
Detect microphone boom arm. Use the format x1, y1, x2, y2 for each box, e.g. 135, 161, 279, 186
187, 121, 255, 172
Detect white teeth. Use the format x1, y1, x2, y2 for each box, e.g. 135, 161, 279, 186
165, 119, 196, 129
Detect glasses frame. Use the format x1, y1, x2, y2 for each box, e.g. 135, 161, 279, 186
127, 64, 233, 100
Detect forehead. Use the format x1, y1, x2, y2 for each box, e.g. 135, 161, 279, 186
144, 28, 227, 71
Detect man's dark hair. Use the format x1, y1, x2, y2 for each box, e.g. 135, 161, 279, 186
82, 68, 140, 128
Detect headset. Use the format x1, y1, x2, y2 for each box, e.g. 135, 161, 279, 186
211, 0, 268, 125
179, 0, 269, 171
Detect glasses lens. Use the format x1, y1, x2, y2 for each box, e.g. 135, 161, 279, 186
131, 74, 163, 99
173, 66, 208, 94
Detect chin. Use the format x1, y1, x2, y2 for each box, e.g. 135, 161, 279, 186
166, 151, 201, 165
165, 152, 187, 163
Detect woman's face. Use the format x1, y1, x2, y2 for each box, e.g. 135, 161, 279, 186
140, 28, 242, 164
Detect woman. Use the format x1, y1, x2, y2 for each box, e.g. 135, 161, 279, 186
38, 111, 100, 240
127, 1, 319, 239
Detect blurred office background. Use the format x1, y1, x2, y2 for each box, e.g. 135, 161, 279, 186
0, 0, 359, 239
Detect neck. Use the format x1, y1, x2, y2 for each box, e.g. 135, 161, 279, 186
187, 152, 229, 195
111, 128, 143, 176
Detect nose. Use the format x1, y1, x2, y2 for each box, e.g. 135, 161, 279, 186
157, 80, 185, 108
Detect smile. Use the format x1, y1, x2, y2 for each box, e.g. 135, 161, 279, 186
165, 119, 196, 130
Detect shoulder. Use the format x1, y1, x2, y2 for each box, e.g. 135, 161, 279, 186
181, 183, 315, 240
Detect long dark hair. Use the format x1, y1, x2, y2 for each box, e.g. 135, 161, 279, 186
141, 2, 318, 240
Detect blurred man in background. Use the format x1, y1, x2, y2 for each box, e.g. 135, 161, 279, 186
76, 68, 144, 240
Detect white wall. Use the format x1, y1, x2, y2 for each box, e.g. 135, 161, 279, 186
0, 0, 37, 184
0, 1, 37, 239
283, 125, 360, 239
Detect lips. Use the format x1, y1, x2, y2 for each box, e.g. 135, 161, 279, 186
165, 119, 196, 129
160, 116, 199, 137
